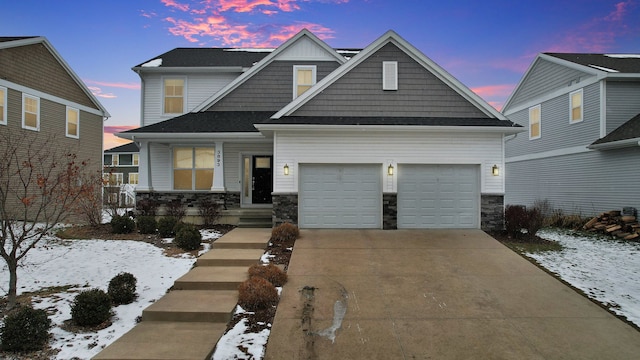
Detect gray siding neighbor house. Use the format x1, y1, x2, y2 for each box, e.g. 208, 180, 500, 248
104, 142, 140, 206
503, 53, 640, 216
118, 29, 522, 230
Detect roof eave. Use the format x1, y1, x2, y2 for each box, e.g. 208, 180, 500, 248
588, 138, 640, 150
254, 123, 525, 134
116, 131, 264, 141
132, 66, 246, 73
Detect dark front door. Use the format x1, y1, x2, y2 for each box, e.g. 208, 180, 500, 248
252, 156, 272, 204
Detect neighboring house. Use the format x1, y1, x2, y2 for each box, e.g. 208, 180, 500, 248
0, 36, 109, 216
503, 53, 640, 216
103, 142, 140, 206
118, 30, 521, 230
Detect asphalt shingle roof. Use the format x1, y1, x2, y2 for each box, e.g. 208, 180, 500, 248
264, 116, 520, 127
122, 111, 274, 133
591, 113, 640, 146
104, 142, 140, 153
133, 48, 272, 68
546, 53, 640, 73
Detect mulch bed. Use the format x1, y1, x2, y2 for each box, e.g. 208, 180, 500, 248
488, 230, 556, 245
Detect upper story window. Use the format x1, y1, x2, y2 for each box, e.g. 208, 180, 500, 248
112, 154, 119, 166
66, 106, 80, 138
529, 104, 541, 140
22, 94, 40, 131
163, 78, 185, 114
0, 86, 6, 125
570, 89, 583, 123
129, 173, 139, 185
103, 173, 123, 186
293, 65, 316, 99
133, 153, 139, 166
382, 61, 398, 90
173, 147, 214, 190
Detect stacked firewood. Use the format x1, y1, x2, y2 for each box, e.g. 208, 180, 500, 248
583, 210, 639, 241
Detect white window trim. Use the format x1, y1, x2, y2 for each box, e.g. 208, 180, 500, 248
293, 65, 316, 99
569, 89, 584, 124
22, 93, 40, 131
172, 146, 215, 190
0, 86, 6, 125
128, 172, 139, 185
382, 61, 398, 91
162, 77, 186, 115
66, 106, 80, 139
529, 104, 541, 140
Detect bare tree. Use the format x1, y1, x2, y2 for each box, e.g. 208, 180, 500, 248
0, 131, 95, 308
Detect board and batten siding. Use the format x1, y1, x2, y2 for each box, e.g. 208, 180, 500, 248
506, 147, 640, 216
505, 82, 601, 158
273, 131, 504, 194
292, 43, 487, 118
506, 58, 593, 110
141, 72, 240, 126
209, 61, 340, 112
606, 81, 640, 133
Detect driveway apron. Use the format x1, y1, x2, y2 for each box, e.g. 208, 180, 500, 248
265, 229, 640, 359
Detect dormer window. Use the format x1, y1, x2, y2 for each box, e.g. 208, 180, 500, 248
293, 65, 316, 99
163, 78, 185, 114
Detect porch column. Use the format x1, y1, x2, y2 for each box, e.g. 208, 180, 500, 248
212, 141, 225, 191
136, 140, 152, 191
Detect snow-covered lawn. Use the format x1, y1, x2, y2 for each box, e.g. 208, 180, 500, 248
528, 228, 640, 327
0, 229, 222, 359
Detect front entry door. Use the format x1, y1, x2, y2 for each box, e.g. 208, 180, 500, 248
243, 155, 273, 204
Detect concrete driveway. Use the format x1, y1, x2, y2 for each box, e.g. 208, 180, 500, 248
265, 229, 640, 359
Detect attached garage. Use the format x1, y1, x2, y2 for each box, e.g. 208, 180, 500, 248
299, 164, 382, 228
397, 164, 480, 229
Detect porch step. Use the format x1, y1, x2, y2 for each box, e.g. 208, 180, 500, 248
92, 321, 226, 360
142, 290, 237, 323
212, 228, 271, 249
173, 266, 248, 291
197, 248, 265, 267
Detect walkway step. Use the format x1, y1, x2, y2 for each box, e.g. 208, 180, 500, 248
212, 228, 271, 249
142, 290, 237, 323
173, 266, 248, 290
197, 248, 265, 267
92, 321, 226, 360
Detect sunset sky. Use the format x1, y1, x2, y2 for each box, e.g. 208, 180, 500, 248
2, 0, 638, 149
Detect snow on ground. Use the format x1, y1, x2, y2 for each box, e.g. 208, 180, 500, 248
529, 228, 640, 327
0, 228, 222, 359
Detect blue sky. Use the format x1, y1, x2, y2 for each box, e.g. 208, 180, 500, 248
2, 0, 638, 149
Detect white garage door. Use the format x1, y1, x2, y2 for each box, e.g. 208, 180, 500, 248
398, 164, 479, 229
299, 164, 381, 228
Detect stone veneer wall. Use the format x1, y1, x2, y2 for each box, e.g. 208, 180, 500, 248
383, 193, 398, 230
272, 193, 298, 226
481, 194, 504, 231
135, 191, 241, 214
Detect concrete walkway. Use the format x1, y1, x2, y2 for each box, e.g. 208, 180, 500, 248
265, 229, 640, 359
93, 228, 271, 360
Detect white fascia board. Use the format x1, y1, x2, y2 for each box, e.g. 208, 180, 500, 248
273, 30, 507, 120
116, 132, 265, 141
132, 66, 245, 73
588, 138, 640, 150
506, 145, 591, 163
604, 73, 640, 79
192, 29, 345, 112
255, 123, 525, 134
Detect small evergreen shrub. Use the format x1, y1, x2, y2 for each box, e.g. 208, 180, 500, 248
174, 225, 202, 251
172, 221, 188, 235
248, 263, 288, 287
108, 272, 137, 305
0, 306, 50, 352
137, 198, 158, 216
165, 201, 186, 220
158, 217, 179, 237
271, 222, 299, 242
198, 198, 221, 227
238, 277, 279, 311
71, 289, 112, 326
504, 205, 528, 238
110, 214, 135, 234
136, 216, 157, 234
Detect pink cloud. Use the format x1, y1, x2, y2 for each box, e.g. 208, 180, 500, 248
470, 84, 515, 98
85, 80, 140, 90
161, 0, 190, 11
88, 86, 117, 99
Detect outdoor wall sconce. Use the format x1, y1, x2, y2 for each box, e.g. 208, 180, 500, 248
387, 164, 394, 176
283, 164, 290, 176
492, 164, 499, 176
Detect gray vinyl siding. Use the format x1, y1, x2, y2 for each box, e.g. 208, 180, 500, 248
505, 147, 640, 216
606, 81, 640, 133
292, 43, 488, 118
210, 61, 340, 112
506, 58, 593, 110
505, 83, 601, 158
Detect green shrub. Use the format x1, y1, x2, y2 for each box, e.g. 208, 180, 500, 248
110, 215, 135, 234
248, 264, 288, 287
158, 217, 179, 237
136, 216, 157, 234
0, 306, 50, 352
71, 289, 112, 326
174, 225, 202, 251
504, 205, 528, 238
238, 276, 279, 311
108, 272, 137, 305
271, 222, 299, 242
